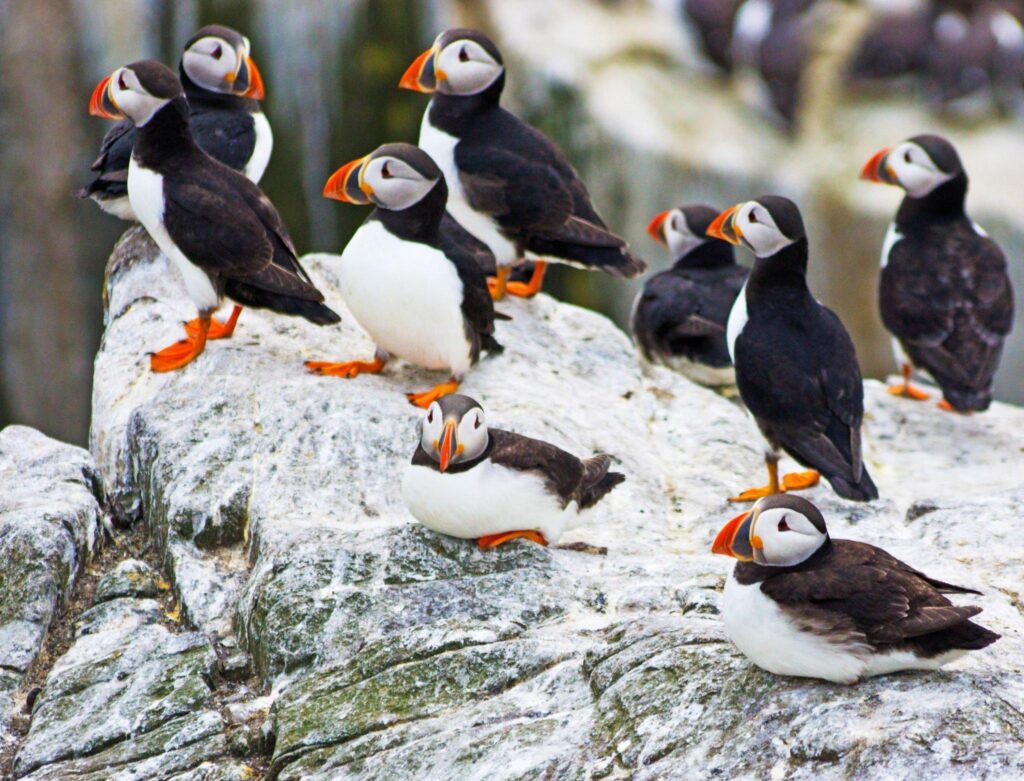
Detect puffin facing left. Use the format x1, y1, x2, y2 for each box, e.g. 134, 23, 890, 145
402, 394, 625, 548
89, 60, 339, 372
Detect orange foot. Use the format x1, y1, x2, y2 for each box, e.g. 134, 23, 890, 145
938, 399, 968, 414
888, 382, 931, 401
185, 305, 241, 340
477, 530, 549, 549
488, 267, 511, 301
305, 356, 386, 378
407, 379, 460, 409
150, 336, 208, 372
729, 470, 820, 503
504, 261, 548, 299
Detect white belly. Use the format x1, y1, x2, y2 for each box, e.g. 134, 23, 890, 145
401, 459, 577, 542
418, 110, 519, 266
94, 194, 136, 221
725, 280, 749, 363
662, 355, 736, 387
128, 159, 219, 311
880, 221, 902, 268
338, 221, 472, 375
244, 112, 273, 183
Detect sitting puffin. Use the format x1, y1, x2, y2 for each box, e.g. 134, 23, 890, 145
713, 494, 999, 684
402, 394, 625, 548
79, 24, 271, 221
88, 61, 338, 372
399, 28, 645, 299
307, 143, 503, 408
861, 134, 1014, 412
632, 204, 748, 386
707, 196, 878, 502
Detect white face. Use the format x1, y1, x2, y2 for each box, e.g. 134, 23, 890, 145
108, 67, 171, 127
751, 507, 827, 567
734, 201, 795, 258
664, 210, 707, 259
436, 38, 503, 95
885, 141, 955, 198
181, 35, 244, 93
419, 402, 488, 466
362, 155, 438, 211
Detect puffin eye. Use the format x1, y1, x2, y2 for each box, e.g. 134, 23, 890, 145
748, 211, 758, 225
118, 73, 128, 90
904, 150, 912, 164
426, 409, 433, 423
459, 46, 470, 62
778, 516, 790, 532
473, 415, 482, 429
381, 162, 393, 179
212, 43, 223, 60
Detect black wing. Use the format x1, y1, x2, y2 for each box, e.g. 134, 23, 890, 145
78, 120, 135, 199
190, 108, 257, 173
436, 218, 501, 362
488, 429, 585, 507
440, 211, 497, 276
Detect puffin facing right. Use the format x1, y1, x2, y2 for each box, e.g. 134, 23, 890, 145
713, 494, 999, 684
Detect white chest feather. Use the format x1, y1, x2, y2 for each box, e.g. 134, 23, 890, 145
244, 112, 273, 183
880, 222, 902, 268
338, 221, 472, 375
128, 160, 219, 311
401, 459, 578, 542
725, 280, 749, 363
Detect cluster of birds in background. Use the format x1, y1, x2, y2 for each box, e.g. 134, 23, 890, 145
81, 21, 1012, 686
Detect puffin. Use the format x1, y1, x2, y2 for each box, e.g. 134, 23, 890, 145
79, 25, 271, 221
306, 143, 503, 408
399, 28, 646, 300
712, 494, 1000, 684
707, 196, 878, 502
682, 0, 745, 72
401, 394, 625, 548
846, 5, 934, 85
860, 134, 1014, 412
88, 60, 338, 372
632, 204, 749, 386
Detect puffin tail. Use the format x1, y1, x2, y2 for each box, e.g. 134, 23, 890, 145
578, 454, 625, 509
827, 466, 879, 503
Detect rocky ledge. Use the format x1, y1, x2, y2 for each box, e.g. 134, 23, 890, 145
2, 227, 1023, 779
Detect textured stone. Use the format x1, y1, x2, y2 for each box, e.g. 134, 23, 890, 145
93, 558, 168, 604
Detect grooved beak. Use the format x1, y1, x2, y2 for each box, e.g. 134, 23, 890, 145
323, 155, 372, 203
438, 420, 457, 472
235, 54, 265, 99
89, 76, 124, 119
706, 204, 744, 246
647, 211, 670, 246
860, 147, 894, 184
400, 47, 439, 92
712, 510, 757, 560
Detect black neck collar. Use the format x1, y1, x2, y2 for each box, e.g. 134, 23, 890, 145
427, 75, 505, 135
371, 179, 448, 243
179, 66, 258, 112
673, 241, 736, 270
895, 173, 968, 229
411, 434, 494, 473
132, 97, 198, 166
747, 237, 809, 291
733, 536, 833, 584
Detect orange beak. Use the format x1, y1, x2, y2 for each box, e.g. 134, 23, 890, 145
647, 211, 670, 246
323, 154, 372, 204
240, 55, 265, 99
438, 420, 457, 472
860, 147, 894, 184
712, 510, 758, 560
400, 47, 440, 92
706, 204, 744, 246
89, 76, 124, 119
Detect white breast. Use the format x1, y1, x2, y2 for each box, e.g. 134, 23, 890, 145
725, 280, 749, 363
94, 194, 136, 222
418, 110, 519, 266
244, 112, 273, 183
128, 159, 219, 312
401, 459, 578, 543
338, 221, 472, 376
880, 222, 902, 268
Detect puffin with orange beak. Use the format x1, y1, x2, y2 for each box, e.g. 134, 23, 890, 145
87, 60, 338, 372
860, 134, 1014, 412
399, 28, 645, 300
402, 394, 625, 548
631, 204, 748, 386
707, 196, 877, 503
712, 494, 999, 684
306, 143, 503, 408
79, 24, 272, 221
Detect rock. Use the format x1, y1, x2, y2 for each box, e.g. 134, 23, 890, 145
93, 558, 168, 604
82, 231, 1024, 779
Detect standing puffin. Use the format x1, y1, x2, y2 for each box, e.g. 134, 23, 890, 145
79, 25, 271, 221
88, 61, 338, 372
707, 197, 878, 502
712, 494, 999, 684
861, 135, 1014, 412
399, 28, 646, 300
632, 204, 748, 386
402, 394, 625, 548
306, 143, 503, 408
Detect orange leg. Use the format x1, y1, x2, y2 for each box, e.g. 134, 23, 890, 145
407, 378, 460, 409
888, 363, 930, 401
487, 266, 511, 301
505, 261, 548, 299
150, 314, 210, 373
477, 530, 548, 549
185, 305, 241, 340
730, 458, 820, 503
938, 399, 968, 414
305, 355, 387, 378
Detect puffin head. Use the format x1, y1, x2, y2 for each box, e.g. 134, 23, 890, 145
89, 60, 183, 127
712, 494, 828, 566
706, 196, 805, 258
400, 28, 504, 97
419, 394, 489, 472
180, 24, 265, 99
323, 143, 443, 211
860, 134, 963, 199
647, 204, 728, 261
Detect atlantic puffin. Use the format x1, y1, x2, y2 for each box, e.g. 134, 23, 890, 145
632, 204, 748, 386
79, 25, 271, 221
712, 494, 999, 684
399, 28, 646, 300
707, 196, 878, 502
860, 134, 1014, 412
88, 60, 338, 372
402, 394, 625, 548
682, 0, 745, 72
307, 143, 503, 408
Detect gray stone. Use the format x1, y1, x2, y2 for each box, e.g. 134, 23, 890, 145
93, 558, 167, 604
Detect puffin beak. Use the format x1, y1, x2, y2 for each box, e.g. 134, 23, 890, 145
860, 147, 895, 184
706, 204, 744, 246
235, 54, 266, 99
646, 211, 670, 246
438, 420, 458, 472
89, 76, 124, 119
399, 47, 441, 92
712, 509, 759, 561
323, 155, 372, 204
